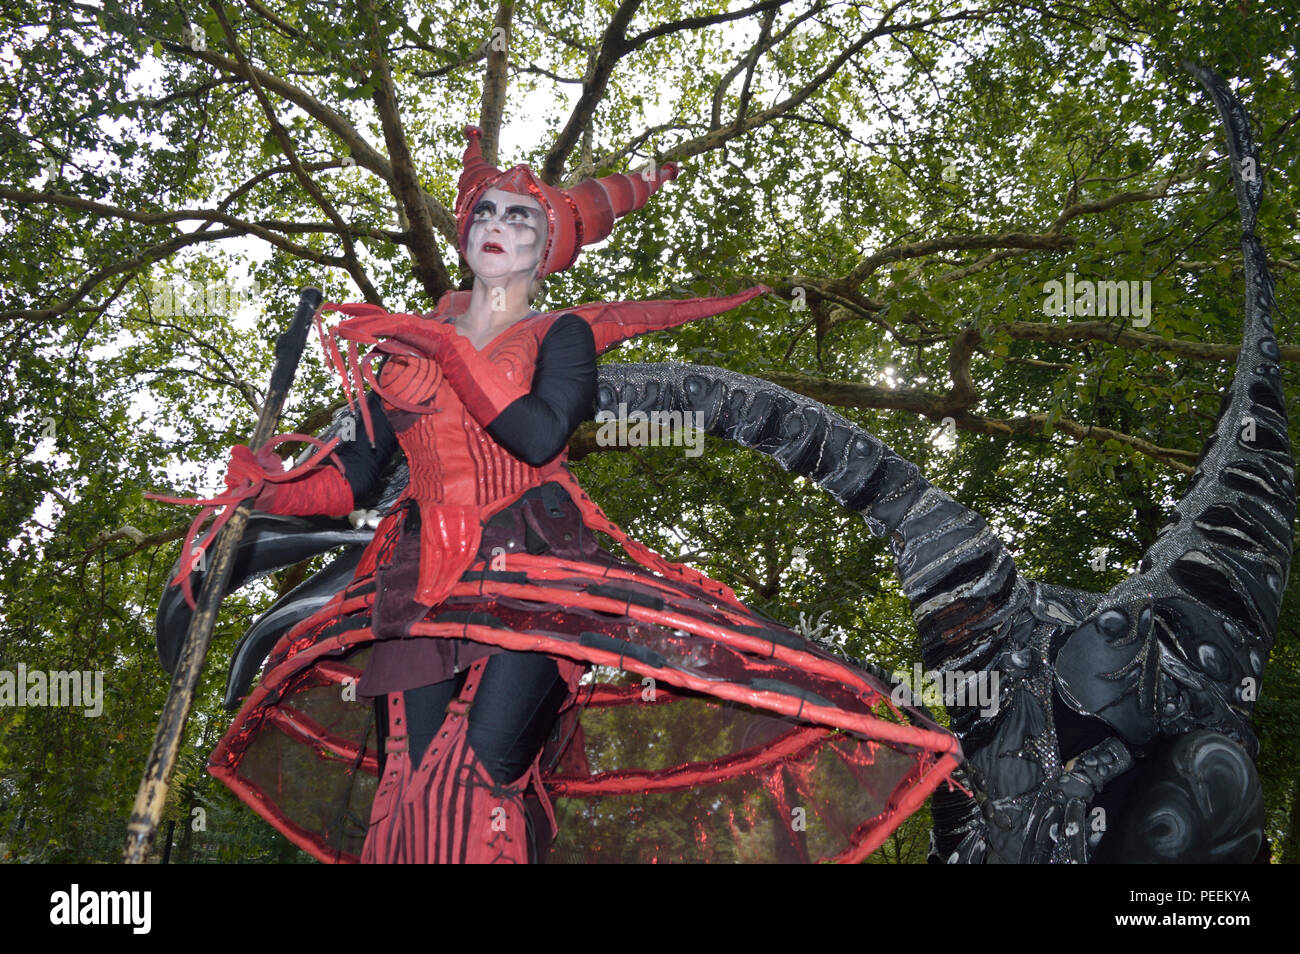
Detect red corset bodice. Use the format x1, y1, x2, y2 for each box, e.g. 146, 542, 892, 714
376, 313, 566, 508
356, 312, 568, 609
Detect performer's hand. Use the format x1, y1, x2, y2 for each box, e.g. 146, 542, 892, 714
335, 313, 455, 360
148, 434, 350, 608
1022, 736, 1132, 863
224, 444, 281, 494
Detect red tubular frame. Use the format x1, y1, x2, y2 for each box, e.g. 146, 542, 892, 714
211, 607, 962, 864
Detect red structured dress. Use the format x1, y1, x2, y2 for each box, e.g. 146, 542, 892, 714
207, 290, 961, 863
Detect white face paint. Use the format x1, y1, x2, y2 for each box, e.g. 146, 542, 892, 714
464, 186, 545, 282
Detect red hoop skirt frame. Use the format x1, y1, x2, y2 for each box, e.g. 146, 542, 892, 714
209, 471, 962, 863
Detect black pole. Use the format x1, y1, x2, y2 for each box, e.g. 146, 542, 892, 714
124, 286, 324, 863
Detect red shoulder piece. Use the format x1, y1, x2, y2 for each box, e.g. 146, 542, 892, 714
430, 285, 772, 356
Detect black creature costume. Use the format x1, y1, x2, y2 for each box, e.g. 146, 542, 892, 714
155, 64, 1291, 863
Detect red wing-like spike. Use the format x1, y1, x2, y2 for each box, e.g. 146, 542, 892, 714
428, 285, 773, 355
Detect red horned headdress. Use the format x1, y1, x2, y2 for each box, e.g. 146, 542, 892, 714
427, 125, 771, 354
454, 125, 679, 280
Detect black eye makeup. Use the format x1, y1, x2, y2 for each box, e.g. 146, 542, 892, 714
472, 199, 538, 225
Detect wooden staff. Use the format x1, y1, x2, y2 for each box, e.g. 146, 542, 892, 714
124, 286, 324, 863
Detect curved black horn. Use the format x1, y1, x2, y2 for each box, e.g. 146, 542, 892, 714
592, 364, 1030, 686
1055, 64, 1295, 756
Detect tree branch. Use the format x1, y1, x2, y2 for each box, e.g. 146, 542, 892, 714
85, 522, 189, 561
539, 0, 644, 185
996, 320, 1300, 363
848, 232, 1076, 286
476, 0, 516, 165
1, 224, 247, 323
211, 2, 382, 303
360, 0, 453, 300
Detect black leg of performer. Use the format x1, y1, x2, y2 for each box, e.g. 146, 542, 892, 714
465, 651, 569, 782
374, 677, 462, 776
373, 650, 569, 862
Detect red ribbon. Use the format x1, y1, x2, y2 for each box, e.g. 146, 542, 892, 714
146, 433, 342, 610
315, 302, 460, 432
